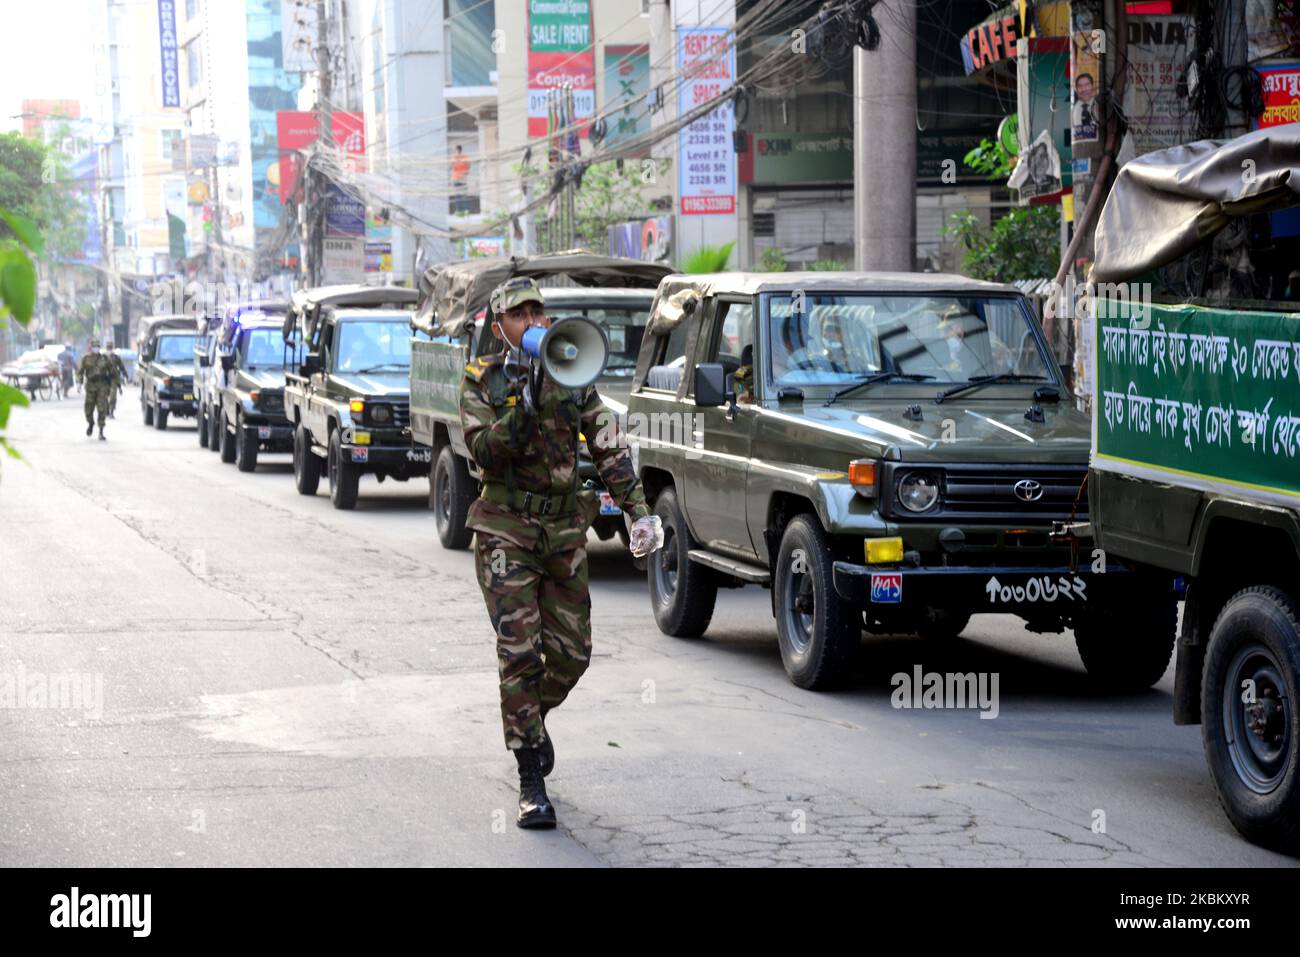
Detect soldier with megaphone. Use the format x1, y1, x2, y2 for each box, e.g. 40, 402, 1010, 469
460, 276, 663, 830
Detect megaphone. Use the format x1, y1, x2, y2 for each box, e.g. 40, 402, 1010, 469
519, 316, 609, 389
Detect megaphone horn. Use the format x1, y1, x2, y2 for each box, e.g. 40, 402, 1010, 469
520, 317, 609, 390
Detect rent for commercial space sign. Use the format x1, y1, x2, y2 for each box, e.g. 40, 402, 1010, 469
527, 0, 595, 138
677, 27, 735, 215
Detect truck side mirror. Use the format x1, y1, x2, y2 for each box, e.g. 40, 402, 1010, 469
694, 362, 727, 407
220, 352, 235, 371
199, 354, 210, 367
302, 352, 321, 374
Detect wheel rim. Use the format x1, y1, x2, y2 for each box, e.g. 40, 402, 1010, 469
653, 520, 678, 603
435, 462, 451, 527
781, 562, 815, 654
1222, 641, 1292, 794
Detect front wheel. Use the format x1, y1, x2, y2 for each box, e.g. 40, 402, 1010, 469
234, 413, 258, 472
328, 429, 359, 510
1202, 586, 1300, 854
432, 446, 475, 549
774, 515, 859, 689
1074, 583, 1176, 690
218, 411, 236, 463
154, 404, 169, 430
293, 423, 321, 495
142, 393, 154, 426
648, 486, 716, 637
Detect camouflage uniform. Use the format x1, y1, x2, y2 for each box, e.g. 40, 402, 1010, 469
461, 345, 649, 752
77, 352, 117, 430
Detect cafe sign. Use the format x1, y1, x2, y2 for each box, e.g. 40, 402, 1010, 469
960, 5, 1021, 75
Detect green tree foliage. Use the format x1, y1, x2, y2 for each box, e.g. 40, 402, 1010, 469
758, 247, 787, 272
0, 131, 85, 260
0, 208, 40, 467
680, 241, 734, 273
944, 206, 1060, 282
574, 159, 669, 250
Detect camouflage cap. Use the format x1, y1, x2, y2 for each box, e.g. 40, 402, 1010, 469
490, 276, 544, 315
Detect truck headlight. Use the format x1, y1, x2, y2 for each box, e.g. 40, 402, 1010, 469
898, 471, 941, 512
370, 404, 391, 424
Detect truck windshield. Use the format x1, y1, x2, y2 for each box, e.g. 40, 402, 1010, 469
767, 294, 1051, 388
546, 304, 652, 374
335, 320, 412, 372
241, 328, 287, 368
155, 335, 197, 363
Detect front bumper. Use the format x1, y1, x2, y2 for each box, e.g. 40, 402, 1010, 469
832, 562, 1127, 612
158, 394, 197, 416
342, 442, 432, 471
242, 421, 294, 449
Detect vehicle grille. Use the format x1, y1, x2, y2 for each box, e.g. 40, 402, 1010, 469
167, 375, 194, 393
260, 391, 284, 412
882, 463, 1088, 522
387, 401, 410, 429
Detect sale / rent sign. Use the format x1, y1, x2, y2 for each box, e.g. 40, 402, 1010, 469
677, 28, 736, 215
527, 0, 595, 138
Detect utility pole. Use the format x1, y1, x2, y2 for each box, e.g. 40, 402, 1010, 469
853, 1, 917, 272
308, 0, 332, 287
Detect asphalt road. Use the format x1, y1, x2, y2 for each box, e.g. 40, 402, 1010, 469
1, 393, 1295, 867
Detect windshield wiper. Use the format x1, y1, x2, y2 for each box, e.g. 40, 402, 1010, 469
353, 363, 408, 373
935, 373, 1048, 404
824, 372, 934, 406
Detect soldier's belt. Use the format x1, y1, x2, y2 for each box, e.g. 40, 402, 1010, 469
480, 482, 579, 516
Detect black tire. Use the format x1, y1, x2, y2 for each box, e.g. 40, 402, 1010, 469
1074, 584, 1176, 691
916, 607, 972, 642
432, 446, 475, 549
648, 486, 716, 637
773, 515, 859, 689
154, 405, 169, 430
207, 404, 221, 451
293, 423, 321, 495
37, 379, 52, 401
197, 404, 209, 447
328, 429, 359, 510
1201, 586, 1300, 854
234, 413, 258, 472
218, 411, 236, 463
143, 394, 154, 426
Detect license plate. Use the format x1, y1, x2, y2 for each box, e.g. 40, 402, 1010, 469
183, 394, 193, 401
598, 492, 620, 515
350, 448, 369, 463
870, 573, 903, 603
258, 427, 272, 439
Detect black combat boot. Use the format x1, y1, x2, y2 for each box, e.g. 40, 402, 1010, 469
98, 427, 106, 441
513, 747, 557, 829
85, 422, 93, 436
538, 707, 554, 778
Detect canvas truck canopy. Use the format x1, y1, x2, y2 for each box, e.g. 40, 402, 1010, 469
1093, 122, 1300, 283
412, 250, 672, 337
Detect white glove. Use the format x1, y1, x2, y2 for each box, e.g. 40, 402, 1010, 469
629, 515, 664, 558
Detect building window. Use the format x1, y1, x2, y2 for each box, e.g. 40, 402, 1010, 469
161, 130, 182, 163
185, 0, 198, 20
186, 43, 202, 88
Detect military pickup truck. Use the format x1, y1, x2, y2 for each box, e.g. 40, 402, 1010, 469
213, 309, 296, 472
626, 271, 1176, 691
281, 284, 421, 509
1083, 126, 1300, 853
409, 252, 671, 548
196, 300, 288, 451
138, 314, 199, 430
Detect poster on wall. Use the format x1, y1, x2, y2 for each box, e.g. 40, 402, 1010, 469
1070, 29, 1100, 145
1257, 63, 1300, 128
1123, 16, 1196, 156
527, 0, 595, 139
677, 27, 736, 216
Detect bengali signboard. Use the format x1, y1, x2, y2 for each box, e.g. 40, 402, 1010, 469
527, 0, 595, 138
607, 216, 671, 262
275, 111, 366, 202
739, 133, 852, 184
604, 45, 649, 149
325, 184, 365, 238
1093, 300, 1300, 510
158, 0, 181, 108
1257, 64, 1300, 128
677, 27, 735, 216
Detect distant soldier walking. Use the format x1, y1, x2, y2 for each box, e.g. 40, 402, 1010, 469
77, 340, 116, 440
106, 343, 127, 418
459, 277, 661, 829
